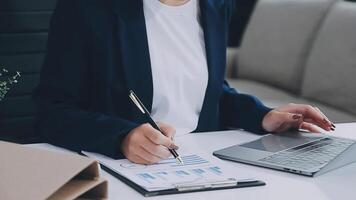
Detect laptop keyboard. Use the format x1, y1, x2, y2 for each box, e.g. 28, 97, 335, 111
258, 137, 355, 170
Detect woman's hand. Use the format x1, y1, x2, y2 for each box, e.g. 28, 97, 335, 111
122, 122, 177, 164
262, 103, 335, 133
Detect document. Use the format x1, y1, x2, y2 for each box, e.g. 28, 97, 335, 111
83, 151, 254, 192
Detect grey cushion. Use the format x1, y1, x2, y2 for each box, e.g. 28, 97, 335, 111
227, 78, 356, 123
237, 0, 337, 93
302, 1, 356, 116
226, 48, 238, 78
227, 78, 297, 101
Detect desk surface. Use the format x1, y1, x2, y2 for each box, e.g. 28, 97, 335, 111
29, 123, 356, 200
101, 123, 356, 200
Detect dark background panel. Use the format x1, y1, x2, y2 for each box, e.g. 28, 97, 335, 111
0, 95, 35, 120
1, 74, 40, 96
0, 0, 55, 143
0, 53, 46, 73
0, 0, 57, 12
0, 11, 52, 33
0, 117, 37, 143
0, 32, 48, 54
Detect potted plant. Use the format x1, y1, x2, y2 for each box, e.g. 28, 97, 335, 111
0, 68, 21, 101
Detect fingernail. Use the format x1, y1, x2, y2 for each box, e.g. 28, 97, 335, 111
323, 118, 329, 124
293, 115, 301, 120
169, 144, 179, 150
323, 118, 335, 128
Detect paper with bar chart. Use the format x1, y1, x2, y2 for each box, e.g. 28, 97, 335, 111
83, 151, 247, 191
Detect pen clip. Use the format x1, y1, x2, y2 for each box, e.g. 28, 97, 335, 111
129, 91, 146, 114
128, 90, 163, 132
175, 178, 238, 191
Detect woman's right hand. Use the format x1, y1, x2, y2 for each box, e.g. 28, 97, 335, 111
121, 122, 177, 164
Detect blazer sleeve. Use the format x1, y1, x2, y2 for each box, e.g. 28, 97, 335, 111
33, 0, 139, 159
219, 81, 272, 134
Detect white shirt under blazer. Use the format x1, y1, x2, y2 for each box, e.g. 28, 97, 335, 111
143, 0, 209, 135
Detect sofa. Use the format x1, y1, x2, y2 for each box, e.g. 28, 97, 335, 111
227, 0, 356, 123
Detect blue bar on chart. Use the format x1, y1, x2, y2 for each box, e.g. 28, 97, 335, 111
191, 168, 206, 177
138, 173, 156, 183
154, 172, 169, 180
175, 170, 190, 177
208, 166, 223, 175
132, 155, 226, 186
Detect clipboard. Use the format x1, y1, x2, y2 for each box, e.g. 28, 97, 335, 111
101, 163, 265, 197
81, 152, 265, 197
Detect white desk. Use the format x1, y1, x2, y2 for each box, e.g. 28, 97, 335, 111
29, 123, 356, 200
102, 123, 356, 200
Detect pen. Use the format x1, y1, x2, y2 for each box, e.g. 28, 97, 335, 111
129, 90, 184, 165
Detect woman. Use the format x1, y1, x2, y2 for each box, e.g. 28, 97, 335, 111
34, 0, 334, 164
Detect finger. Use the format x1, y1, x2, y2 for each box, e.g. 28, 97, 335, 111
140, 142, 171, 159
303, 117, 331, 131
292, 105, 331, 130
300, 122, 322, 133
157, 122, 176, 139
314, 107, 335, 130
144, 128, 175, 148
135, 147, 162, 164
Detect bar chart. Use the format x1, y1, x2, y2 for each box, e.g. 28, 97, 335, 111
135, 155, 224, 186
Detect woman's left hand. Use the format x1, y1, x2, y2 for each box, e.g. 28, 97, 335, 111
262, 103, 336, 133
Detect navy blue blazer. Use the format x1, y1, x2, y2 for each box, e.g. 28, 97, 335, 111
33, 0, 271, 159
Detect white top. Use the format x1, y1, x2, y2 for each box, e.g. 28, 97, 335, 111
143, 0, 209, 135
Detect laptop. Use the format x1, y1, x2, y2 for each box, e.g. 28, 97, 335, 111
213, 132, 356, 177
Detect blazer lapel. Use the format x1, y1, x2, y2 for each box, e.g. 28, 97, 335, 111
112, 0, 153, 121
197, 0, 227, 131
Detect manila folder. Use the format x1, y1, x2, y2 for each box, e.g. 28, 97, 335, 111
0, 141, 108, 200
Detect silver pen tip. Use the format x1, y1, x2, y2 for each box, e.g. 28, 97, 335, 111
176, 156, 184, 165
